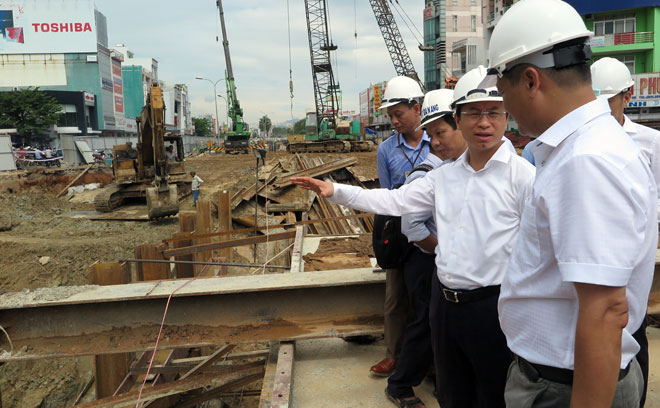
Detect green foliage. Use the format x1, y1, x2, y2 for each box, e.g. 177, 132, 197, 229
258, 115, 272, 134
292, 118, 305, 134
192, 117, 213, 136
0, 87, 62, 144
271, 127, 290, 137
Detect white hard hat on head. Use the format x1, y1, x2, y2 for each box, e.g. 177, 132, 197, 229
452, 65, 502, 110
481, 0, 593, 87
416, 89, 454, 131
591, 57, 635, 99
379, 76, 424, 110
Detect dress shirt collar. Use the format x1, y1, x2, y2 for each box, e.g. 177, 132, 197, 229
536, 98, 610, 148
458, 139, 513, 172
396, 131, 430, 149
622, 115, 637, 135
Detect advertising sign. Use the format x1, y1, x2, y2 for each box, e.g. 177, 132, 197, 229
114, 96, 124, 114
423, 7, 433, 20
0, 0, 97, 54
360, 91, 368, 118
373, 84, 382, 111
589, 36, 605, 48
628, 73, 660, 108
83, 92, 95, 106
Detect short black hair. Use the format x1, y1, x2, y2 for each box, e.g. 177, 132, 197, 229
439, 114, 457, 130
503, 62, 591, 89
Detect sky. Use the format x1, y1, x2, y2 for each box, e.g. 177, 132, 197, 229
96, 0, 425, 129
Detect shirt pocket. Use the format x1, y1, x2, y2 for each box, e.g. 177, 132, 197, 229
517, 202, 541, 269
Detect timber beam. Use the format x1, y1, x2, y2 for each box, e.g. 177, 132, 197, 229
0, 269, 384, 361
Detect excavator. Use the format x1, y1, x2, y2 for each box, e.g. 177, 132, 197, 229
94, 84, 191, 219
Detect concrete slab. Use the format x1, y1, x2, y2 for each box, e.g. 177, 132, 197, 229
291, 338, 435, 407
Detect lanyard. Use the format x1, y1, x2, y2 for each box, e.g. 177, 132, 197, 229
398, 134, 425, 170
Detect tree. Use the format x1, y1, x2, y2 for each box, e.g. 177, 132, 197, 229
192, 117, 212, 137
271, 127, 290, 137
292, 118, 305, 134
0, 87, 62, 146
258, 115, 272, 135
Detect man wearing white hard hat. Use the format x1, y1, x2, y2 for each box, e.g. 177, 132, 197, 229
370, 75, 430, 378
290, 65, 535, 407
592, 56, 660, 408
488, 0, 657, 406
386, 89, 466, 407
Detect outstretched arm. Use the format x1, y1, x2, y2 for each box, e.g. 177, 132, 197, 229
290, 177, 334, 198
291, 175, 436, 216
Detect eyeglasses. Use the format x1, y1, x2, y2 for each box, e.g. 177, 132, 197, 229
461, 110, 508, 121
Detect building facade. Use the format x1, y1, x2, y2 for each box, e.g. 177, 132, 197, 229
568, 0, 660, 127
424, 0, 486, 89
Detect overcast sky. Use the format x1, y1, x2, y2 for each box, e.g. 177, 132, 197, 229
97, 0, 424, 128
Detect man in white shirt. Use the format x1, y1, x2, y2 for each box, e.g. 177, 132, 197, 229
483, 0, 658, 406
591, 56, 660, 408
291, 66, 535, 408
386, 89, 466, 408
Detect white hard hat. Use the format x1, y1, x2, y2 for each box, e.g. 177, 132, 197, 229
451, 65, 502, 110
416, 89, 454, 131
379, 76, 424, 110
482, 0, 593, 86
591, 57, 635, 99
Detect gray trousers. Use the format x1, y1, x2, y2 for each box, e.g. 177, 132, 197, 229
384, 268, 408, 360
505, 357, 643, 408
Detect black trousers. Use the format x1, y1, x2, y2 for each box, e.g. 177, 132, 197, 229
387, 247, 435, 398
429, 275, 512, 408
632, 315, 648, 407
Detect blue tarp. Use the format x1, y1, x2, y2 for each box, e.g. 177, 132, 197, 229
365, 127, 377, 135
566, 0, 660, 14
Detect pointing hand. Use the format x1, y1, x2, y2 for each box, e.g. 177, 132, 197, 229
290, 177, 334, 198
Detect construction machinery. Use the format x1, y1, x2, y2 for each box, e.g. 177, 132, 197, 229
368, 0, 426, 92
94, 84, 190, 219
217, 0, 251, 154
287, 0, 373, 154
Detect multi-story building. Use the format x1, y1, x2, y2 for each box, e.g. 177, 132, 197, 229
423, 0, 486, 89
568, 0, 660, 127
359, 82, 391, 139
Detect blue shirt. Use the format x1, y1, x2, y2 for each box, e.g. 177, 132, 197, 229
401, 153, 447, 253
522, 142, 536, 166
377, 132, 430, 189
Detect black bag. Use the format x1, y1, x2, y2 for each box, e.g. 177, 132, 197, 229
372, 164, 433, 269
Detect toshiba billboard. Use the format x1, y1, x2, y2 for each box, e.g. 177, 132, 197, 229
0, 0, 97, 54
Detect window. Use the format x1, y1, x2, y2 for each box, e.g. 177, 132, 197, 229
452, 15, 458, 32
614, 55, 635, 74
594, 14, 635, 36
452, 0, 457, 5
471, 15, 476, 32
471, 0, 476, 5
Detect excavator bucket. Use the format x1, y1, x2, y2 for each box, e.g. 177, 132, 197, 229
146, 184, 179, 219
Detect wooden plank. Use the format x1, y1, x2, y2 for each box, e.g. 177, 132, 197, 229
162, 231, 296, 258
75, 366, 265, 408
218, 190, 232, 261
273, 157, 357, 188
194, 199, 213, 275
114, 351, 151, 395
289, 226, 304, 273
56, 164, 93, 197
258, 343, 280, 408
135, 244, 170, 281
175, 372, 264, 408
89, 262, 131, 399
171, 350, 269, 365
271, 342, 294, 408
175, 212, 196, 278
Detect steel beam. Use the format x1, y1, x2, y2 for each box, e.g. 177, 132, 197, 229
0, 269, 384, 361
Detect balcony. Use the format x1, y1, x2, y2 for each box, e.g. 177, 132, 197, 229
591, 31, 654, 48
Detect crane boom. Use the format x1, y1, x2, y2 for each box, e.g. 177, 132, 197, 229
217, 0, 250, 153
303, 0, 339, 131
368, 0, 425, 91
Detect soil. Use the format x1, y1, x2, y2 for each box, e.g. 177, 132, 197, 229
302, 235, 375, 271
0, 150, 378, 407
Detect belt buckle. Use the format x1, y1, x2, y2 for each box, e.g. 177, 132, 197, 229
443, 288, 460, 303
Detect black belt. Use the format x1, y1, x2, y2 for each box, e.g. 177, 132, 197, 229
515, 354, 630, 386
439, 282, 500, 303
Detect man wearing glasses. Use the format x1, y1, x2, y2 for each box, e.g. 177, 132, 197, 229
291, 65, 535, 407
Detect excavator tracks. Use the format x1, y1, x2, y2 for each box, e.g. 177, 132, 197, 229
93, 184, 124, 213
286, 140, 351, 154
